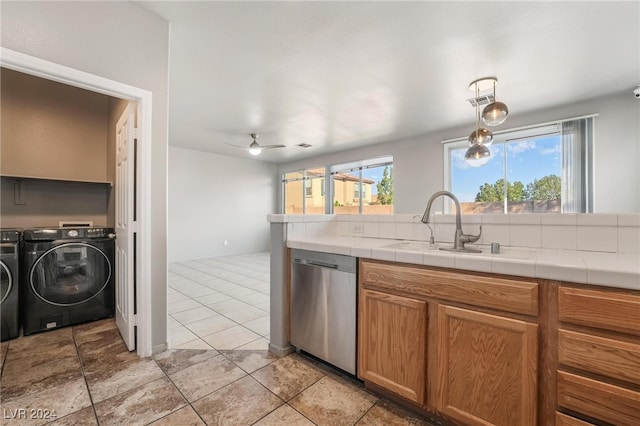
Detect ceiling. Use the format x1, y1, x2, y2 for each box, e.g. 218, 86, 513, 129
135, 1, 639, 164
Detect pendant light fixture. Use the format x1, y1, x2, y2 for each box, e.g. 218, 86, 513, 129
482, 78, 509, 126
464, 77, 509, 167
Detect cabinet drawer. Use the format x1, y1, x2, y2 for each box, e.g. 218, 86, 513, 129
559, 329, 640, 386
557, 371, 640, 426
559, 286, 640, 336
555, 412, 594, 426
360, 260, 538, 316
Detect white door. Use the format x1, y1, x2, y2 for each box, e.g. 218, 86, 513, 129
115, 103, 136, 351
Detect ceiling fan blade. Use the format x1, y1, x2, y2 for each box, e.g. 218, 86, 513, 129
224, 142, 249, 150
261, 144, 286, 150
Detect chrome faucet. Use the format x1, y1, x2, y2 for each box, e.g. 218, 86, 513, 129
421, 190, 482, 253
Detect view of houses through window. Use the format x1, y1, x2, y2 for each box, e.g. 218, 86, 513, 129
282, 156, 393, 215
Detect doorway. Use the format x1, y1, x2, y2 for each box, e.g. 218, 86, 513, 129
0, 47, 156, 356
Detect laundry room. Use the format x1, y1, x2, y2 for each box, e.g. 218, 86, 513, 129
0, 68, 127, 341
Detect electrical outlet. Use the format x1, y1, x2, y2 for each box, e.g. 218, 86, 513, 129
352, 224, 364, 233
223, 240, 228, 246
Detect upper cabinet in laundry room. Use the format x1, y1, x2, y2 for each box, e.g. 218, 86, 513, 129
0, 68, 109, 183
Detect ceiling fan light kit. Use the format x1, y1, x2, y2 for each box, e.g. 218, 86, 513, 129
226, 133, 286, 156
465, 77, 509, 167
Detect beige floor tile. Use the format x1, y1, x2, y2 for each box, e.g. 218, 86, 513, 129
289, 375, 378, 426
253, 404, 315, 426
1, 378, 92, 426
72, 319, 118, 343
85, 358, 165, 403
208, 298, 252, 314
220, 286, 259, 299
192, 376, 283, 425
173, 338, 215, 350
94, 377, 186, 426
177, 284, 217, 298
168, 299, 202, 314
220, 348, 278, 374
236, 337, 270, 351
168, 325, 199, 347
168, 354, 246, 402
223, 306, 269, 324
195, 292, 232, 306
1, 353, 83, 401
149, 405, 205, 426
254, 301, 271, 312
355, 398, 435, 425
251, 353, 325, 402
167, 315, 182, 329
242, 316, 270, 335
236, 291, 270, 306
184, 315, 237, 338
75, 329, 139, 375
153, 348, 220, 375
6, 328, 74, 360
167, 291, 191, 303
201, 325, 262, 350
47, 406, 97, 426
171, 306, 219, 325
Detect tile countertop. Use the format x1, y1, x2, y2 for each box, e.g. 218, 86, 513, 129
286, 236, 640, 291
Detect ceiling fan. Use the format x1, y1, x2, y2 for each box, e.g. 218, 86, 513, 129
226, 133, 285, 156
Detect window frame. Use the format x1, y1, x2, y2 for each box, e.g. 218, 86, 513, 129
443, 116, 595, 214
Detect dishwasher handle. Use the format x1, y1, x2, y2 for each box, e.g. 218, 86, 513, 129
294, 258, 338, 269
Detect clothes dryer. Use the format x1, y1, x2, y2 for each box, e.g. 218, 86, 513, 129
1, 229, 21, 341
22, 227, 115, 335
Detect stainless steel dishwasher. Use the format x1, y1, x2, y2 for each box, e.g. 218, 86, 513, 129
290, 249, 357, 374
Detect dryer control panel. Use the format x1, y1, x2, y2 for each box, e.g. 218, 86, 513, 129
23, 227, 115, 241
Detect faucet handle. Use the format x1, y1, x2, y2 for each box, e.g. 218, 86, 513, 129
461, 225, 482, 244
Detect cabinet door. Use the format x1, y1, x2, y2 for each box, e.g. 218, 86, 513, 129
358, 288, 427, 405
436, 305, 538, 426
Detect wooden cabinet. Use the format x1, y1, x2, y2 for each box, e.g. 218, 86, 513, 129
436, 305, 538, 426
557, 285, 640, 426
358, 288, 427, 405
358, 259, 539, 425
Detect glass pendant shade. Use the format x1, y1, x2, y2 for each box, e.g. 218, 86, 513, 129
468, 127, 494, 146
482, 101, 509, 126
464, 143, 491, 167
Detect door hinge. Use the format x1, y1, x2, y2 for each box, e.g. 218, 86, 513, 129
131, 220, 138, 232
133, 314, 138, 326
133, 127, 139, 139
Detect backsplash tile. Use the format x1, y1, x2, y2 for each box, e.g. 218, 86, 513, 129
541, 225, 577, 250
577, 226, 618, 252
480, 224, 510, 246
281, 213, 638, 255
510, 225, 541, 248
577, 214, 617, 226
618, 227, 640, 254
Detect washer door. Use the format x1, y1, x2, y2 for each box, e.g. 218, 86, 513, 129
0, 260, 11, 305
30, 242, 112, 306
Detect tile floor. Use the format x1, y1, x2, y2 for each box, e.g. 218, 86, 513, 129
0, 317, 438, 425
0, 252, 441, 425
167, 253, 271, 352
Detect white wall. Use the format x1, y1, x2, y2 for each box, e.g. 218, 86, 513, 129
278, 91, 640, 214
2, 1, 170, 351
169, 147, 277, 262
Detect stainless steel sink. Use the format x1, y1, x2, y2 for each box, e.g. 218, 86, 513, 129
383, 241, 536, 260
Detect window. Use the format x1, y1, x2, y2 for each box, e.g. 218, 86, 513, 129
354, 183, 362, 199
304, 180, 312, 196
444, 117, 593, 214
331, 156, 393, 215
282, 167, 325, 214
